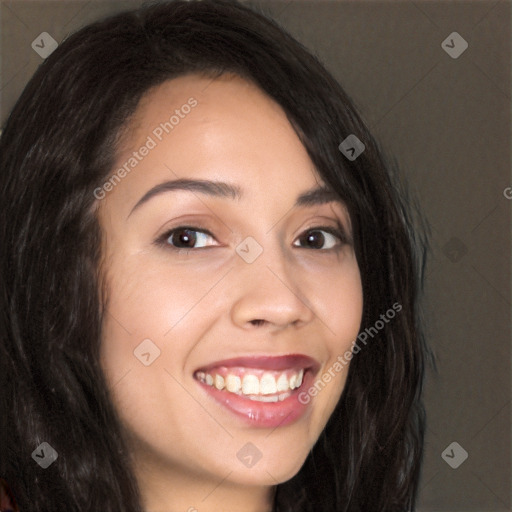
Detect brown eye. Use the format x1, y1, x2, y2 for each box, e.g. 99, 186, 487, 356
159, 227, 217, 250
294, 227, 344, 250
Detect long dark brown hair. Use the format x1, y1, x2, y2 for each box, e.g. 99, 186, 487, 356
0, 1, 430, 510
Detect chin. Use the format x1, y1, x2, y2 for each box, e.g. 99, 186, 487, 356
226, 454, 307, 486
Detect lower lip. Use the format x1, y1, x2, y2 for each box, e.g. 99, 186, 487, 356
196, 370, 315, 428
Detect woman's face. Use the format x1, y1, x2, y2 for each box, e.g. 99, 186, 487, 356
97, 73, 363, 506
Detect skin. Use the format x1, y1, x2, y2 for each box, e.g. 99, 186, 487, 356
97, 73, 363, 512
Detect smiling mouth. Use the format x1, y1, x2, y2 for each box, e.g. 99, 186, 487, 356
193, 354, 319, 427
194, 367, 306, 402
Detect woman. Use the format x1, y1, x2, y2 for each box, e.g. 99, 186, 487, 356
0, 1, 430, 510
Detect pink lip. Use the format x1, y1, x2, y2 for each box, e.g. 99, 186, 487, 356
194, 354, 320, 428
196, 354, 319, 373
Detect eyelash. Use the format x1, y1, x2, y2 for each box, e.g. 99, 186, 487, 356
154, 224, 348, 253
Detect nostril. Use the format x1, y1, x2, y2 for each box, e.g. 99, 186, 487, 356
250, 319, 265, 326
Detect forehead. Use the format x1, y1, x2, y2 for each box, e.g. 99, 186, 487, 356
99, 73, 335, 219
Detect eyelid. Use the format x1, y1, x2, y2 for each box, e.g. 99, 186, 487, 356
301, 220, 350, 244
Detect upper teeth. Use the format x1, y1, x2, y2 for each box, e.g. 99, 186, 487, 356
195, 368, 304, 397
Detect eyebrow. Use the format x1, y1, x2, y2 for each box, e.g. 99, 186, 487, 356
127, 178, 342, 218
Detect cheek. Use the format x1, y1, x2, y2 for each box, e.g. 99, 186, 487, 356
99, 253, 223, 388
97, 257, 217, 453
101, 252, 205, 339
306, 251, 363, 342
98, 257, 167, 393
303, 254, 363, 423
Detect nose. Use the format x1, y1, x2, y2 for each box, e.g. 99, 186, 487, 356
229, 242, 315, 331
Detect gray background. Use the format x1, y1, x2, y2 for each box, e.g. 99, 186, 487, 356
1, 0, 510, 510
